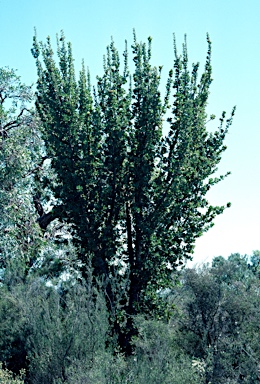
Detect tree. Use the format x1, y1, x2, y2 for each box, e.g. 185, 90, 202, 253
0, 66, 79, 287
171, 254, 260, 383
32, 31, 235, 351
0, 67, 43, 278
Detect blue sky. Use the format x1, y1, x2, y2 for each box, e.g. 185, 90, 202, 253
1, 0, 259, 265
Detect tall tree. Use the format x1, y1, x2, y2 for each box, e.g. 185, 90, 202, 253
32, 32, 235, 351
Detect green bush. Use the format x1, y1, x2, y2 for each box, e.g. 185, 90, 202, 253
60, 317, 204, 384
0, 363, 24, 384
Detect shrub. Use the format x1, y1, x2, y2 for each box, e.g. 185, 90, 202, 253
0, 363, 24, 384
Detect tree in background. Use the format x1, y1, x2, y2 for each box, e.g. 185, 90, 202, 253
170, 253, 260, 383
31, 31, 235, 351
0, 67, 43, 280
0, 66, 80, 285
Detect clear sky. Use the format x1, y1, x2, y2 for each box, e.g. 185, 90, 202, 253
1, 0, 259, 265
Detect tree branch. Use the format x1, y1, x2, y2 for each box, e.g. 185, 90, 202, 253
33, 195, 57, 230
1, 108, 31, 135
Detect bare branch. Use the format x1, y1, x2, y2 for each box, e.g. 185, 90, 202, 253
1, 107, 31, 133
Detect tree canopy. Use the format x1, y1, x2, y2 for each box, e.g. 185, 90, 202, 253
31, 32, 235, 350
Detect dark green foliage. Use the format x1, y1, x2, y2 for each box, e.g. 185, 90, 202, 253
0, 264, 110, 384
32, 32, 235, 349
48, 317, 204, 384
0, 284, 29, 374
0, 264, 204, 384
171, 253, 260, 383
0, 233, 259, 383
26, 278, 109, 384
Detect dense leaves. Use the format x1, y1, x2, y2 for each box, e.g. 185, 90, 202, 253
170, 253, 260, 383
31, 33, 235, 349
0, 251, 259, 383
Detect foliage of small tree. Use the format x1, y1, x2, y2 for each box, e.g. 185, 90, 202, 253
0, 284, 29, 374
0, 262, 111, 383
0, 363, 24, 384
0, 67, 43, 279
26, 276, 109, 384
170, 253, 260, 383
31, 31, 235, 350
